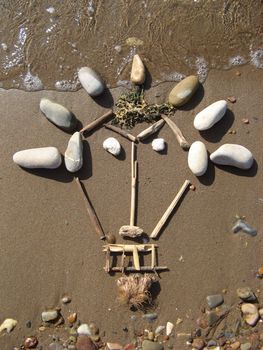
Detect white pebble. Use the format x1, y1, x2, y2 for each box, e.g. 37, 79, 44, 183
0, 319, 17, 333
64, 132, 83, 172
166, 321, 174, 336
41, 310, 58, 322
188, 141, 208, 176
194, 100, 227, 131
241, 303, 259, 326
210, 144, 253, 169
152, 138, 165, 152
77, 323, 91, 335
130, 54, 145, 85
13, 147, 62, 169
78, 67, 104, 97
103, 137, 121, 156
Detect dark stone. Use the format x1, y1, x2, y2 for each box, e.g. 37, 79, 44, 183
206, 294, 224, 309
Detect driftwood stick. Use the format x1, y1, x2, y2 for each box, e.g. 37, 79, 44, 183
80, 110, 113, 134
130, 142, 137, 226
104, 124, 137, 142
137, 119, 165, 141
150, 180, 191, 239
108, 266, 168, 272
161, 115, 190, 150
75, 177, 106, 240
103, 244, 157, 252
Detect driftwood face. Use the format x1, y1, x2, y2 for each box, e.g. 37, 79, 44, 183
119, 225, 144, 238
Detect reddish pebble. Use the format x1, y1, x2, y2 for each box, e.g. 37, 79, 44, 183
242, 118, 249, 124
67, 312, 77, 324
163, 335, 169, 341
227, 96, 237, 103
24, 336, 38, 349
76, 336, 97, 350
196, 317, 208, 329
192, 338, 205, 349
258, 267, 263, 275
124, 344, 135, 350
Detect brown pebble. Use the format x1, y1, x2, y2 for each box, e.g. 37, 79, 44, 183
242, 118, 249, 124
190, 184, 196, 191
89, 322, 99, 335
24, 336, 38, 349
236, 71, 241, 76
196, 317, 208, 329
163, 335, 169, 341
67, 313, 77, 324
90, 335, 101, 342
106, 234, 116, 244
227, 96, 237, 103
148, 332, 154, 341
192, 338, 205, 350
230, 341, 240, 350
62, 295, 71, 304
76, 336, 97, 350
38, 326, 45, 331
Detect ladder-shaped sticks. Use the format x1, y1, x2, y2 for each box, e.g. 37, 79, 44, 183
103, 244, 168, 273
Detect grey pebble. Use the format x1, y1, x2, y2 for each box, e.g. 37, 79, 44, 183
206, 294, 224, 309
237, 287, 257, 302
49, 343, 63, 350
26, 320, 32, 328
232, 219, 257, 236
142, 313, 158, 321
207, 339, 217, 347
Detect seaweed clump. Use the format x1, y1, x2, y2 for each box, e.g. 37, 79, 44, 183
117, 274, 156, 309
112, 87, 175, 129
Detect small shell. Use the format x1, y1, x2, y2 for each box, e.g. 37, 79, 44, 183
0, 318, 17, 333
166, 321, 174, 336
103, 137, 121, 156
152, 138, 166, 152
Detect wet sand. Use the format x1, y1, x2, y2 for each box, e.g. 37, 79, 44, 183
0, 66, 262, 349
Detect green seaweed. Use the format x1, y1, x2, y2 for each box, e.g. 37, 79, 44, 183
112, 87, 175, 129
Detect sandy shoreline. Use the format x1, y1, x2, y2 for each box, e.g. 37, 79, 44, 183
0, 66, 262, 349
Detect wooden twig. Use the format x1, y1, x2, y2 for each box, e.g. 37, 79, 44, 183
150, 180, 191, 239
161, 115, 190, 150
137, 119, 165, 141
130, 142, 137, 226
104, 124, 137, 142
103, 244, 157, 253
75, 177, 106, 240
80, 110, 113, 134
109, 266, 168, 272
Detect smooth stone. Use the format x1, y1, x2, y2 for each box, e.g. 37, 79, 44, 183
78, 67, 104, 97
210, 144, 254, 170
65, 132, 83, 172
188, 141, 208, 176
236, 287, 257, 302
241, 303, 259, 326
207, 311, 220, 327
13, 147, 62, 169
76, 336, 97, 350
41, 310, 58, 322
230, 342, 240, 350
40, 98, 77, 131
194, 100, 227, 131
77, 324, 91, 336
130, 54, 145, 85
207, 294, 224, 309
142, 340, 164, 350
192, 338, 205, 350
61, 295, 71, 304
0, 319, 17, 333
168, 75, 199, 107
207, 340, 217, 347
103, 137, 121, 156
152, 138, 165, 152
240, 343, 251, 350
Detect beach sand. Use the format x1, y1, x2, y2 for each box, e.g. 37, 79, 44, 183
0, 65, 262, 349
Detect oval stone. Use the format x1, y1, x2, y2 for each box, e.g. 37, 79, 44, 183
78, 67, 104, 97
168, 75, 199, 107
40, 98, 77, 132
210, 144, 253, 170
13, 147, 62, 169
188, 141, 208, 176
65, 132, 83, 172
194, 100, 227, 131
130, 54, 145, 85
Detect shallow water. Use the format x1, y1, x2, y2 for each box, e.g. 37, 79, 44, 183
0, 0, 262, 91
